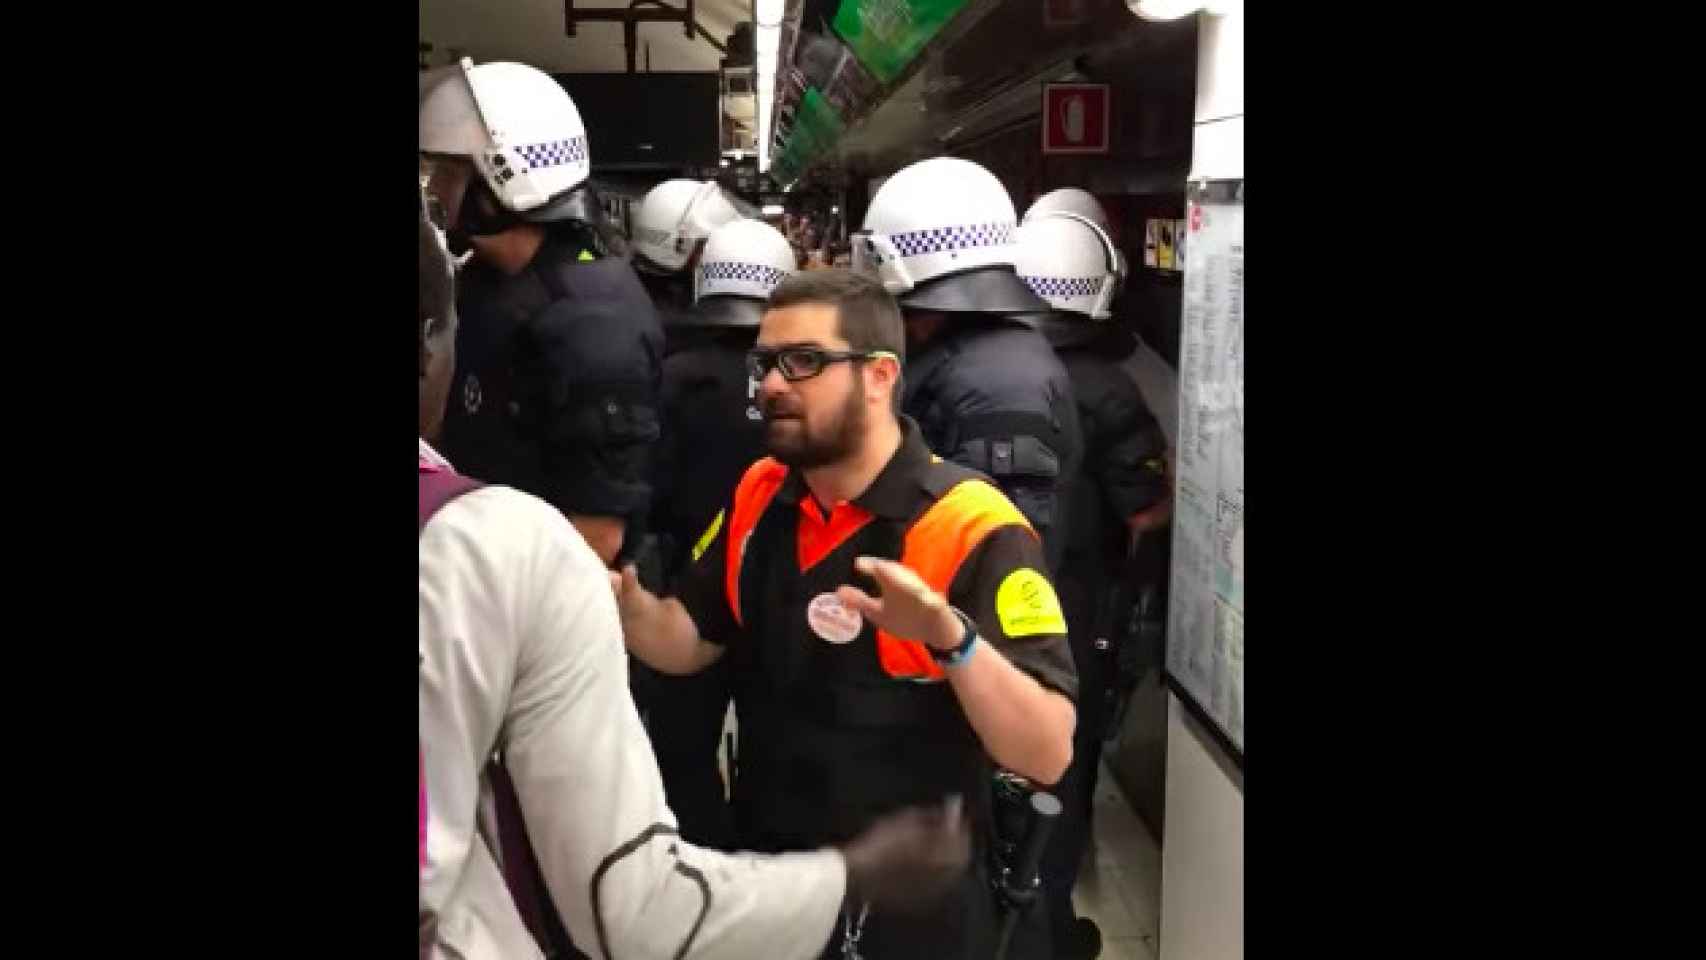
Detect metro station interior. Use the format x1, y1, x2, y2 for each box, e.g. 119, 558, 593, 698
420, 2, 1243, 957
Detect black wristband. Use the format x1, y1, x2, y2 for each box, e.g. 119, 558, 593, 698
929, 607, 979, 667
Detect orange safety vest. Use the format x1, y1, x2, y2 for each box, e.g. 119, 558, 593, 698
720, 455, 1035, 681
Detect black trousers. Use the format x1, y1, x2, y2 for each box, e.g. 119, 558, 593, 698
1040, 576, 1111, 949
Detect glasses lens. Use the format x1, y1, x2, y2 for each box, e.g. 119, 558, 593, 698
777, 349, 825, 381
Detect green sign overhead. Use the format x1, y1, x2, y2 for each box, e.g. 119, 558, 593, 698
773, 87, 846, 184
795, 88, 844, 155
832, 0, 970, 85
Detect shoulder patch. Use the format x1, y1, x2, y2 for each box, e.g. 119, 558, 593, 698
995, 567, 1067, 638
692, 509, 725, 563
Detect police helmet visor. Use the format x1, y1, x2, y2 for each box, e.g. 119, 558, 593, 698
421, 153, 473, 234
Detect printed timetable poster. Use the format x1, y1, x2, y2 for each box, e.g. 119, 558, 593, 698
1166, 179, 1245, 757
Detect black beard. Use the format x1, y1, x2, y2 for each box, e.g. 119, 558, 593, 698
765, 381, 866, 469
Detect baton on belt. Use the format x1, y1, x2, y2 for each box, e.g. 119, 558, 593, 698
993, 785, 1063, 960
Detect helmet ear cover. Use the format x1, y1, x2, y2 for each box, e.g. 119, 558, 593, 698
851, 231, 915, 295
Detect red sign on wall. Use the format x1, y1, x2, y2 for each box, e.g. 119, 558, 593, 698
1041, 83, 1110, 155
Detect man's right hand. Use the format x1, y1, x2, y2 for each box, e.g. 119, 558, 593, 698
836, 797, 971, 915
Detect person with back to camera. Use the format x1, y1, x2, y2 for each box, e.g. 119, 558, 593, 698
853, 157, 1085, 578
1014, 196, 1174, 960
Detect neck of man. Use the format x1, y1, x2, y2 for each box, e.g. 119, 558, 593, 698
472, 222, 547, 276
801, 412, 902, 510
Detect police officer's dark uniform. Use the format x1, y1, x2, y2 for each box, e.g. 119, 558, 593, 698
439, 194, 664, 542
897, 266, 1085, 576
1036, 315, 1169, 957
638, 264, 698, 348
643, 294, 769, 851
676, 415, 1076, 959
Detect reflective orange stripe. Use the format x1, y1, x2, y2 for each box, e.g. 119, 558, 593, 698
725, 457, 789, 627
877, 479, 1037, 681
725, 462, 1034, 678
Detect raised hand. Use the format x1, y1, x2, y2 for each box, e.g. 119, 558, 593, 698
835, 556, 962, 652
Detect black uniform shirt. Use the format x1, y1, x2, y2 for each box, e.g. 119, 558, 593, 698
441, 237, 664, 519
679, 416, 1077, 701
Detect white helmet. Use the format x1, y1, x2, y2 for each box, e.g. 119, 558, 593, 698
633, 179, 748, 274
1023, 187, 1109, 230
854, 156, 1044, 315
419, 59, 592, 218
688, 219, 797, 327
1014, 212, 1120, 321
1023, 187, 1127, 287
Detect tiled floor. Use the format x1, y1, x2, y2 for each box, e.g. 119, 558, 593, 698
1072, 761, 1163, 960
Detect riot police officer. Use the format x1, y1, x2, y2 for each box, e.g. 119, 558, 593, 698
854, 157, 1084, 575
632, 178, 749, 342
645, 218, 798, 850
1014, 204, 1173, 960
420, 58, 661, 567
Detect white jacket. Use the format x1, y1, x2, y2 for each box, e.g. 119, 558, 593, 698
419, 442, 845, 959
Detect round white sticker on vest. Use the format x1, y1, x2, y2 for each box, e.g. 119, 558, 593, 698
806, 592, 863, 644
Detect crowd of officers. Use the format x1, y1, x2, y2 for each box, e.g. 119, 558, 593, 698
419, 58, 1171, 960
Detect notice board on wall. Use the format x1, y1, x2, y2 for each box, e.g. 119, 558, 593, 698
1165, 178, 1244, 760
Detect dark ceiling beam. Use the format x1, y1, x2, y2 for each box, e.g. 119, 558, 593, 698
566, 0, 728, 73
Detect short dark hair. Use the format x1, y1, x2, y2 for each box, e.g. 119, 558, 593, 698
767, 269, 904, 363
420, 192, 455, 343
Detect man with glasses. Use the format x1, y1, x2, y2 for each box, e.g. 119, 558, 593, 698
610, 269, 1077, 959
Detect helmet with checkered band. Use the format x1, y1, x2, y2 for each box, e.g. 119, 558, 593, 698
684, 219, 796, 327
1013, 212, 1120, 321
1023, 187, 1128, 289
419, 59, 591, 221
633, 179, 749, 274
854, 157, 1046, 315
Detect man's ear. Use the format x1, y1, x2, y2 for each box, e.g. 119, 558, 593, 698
869, 354, 900, 400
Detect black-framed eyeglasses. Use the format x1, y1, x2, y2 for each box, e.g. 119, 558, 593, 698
747, 346, 899, 383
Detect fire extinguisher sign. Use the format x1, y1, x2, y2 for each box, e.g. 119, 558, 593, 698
1041, 83, 1110, 155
